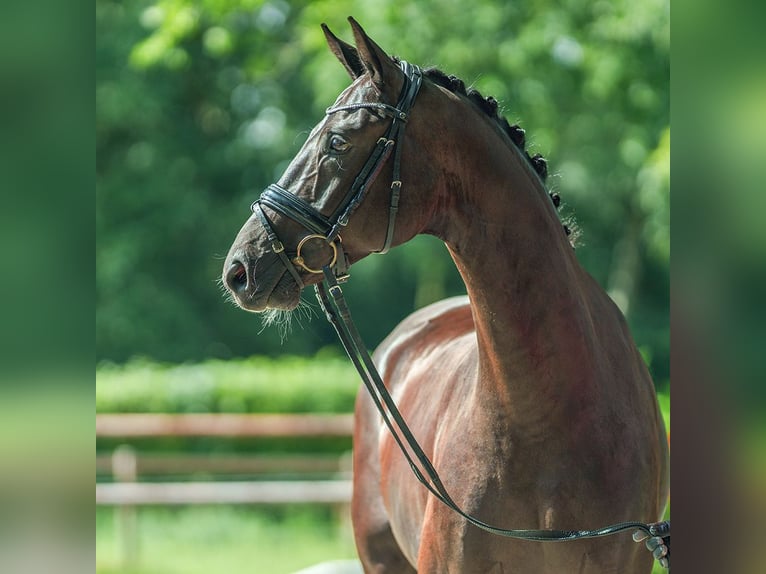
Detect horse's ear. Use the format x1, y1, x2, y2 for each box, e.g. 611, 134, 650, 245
322, 23, 364, 79
347, 17, 401, 93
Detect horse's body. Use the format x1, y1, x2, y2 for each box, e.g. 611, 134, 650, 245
224, 19, 668, 573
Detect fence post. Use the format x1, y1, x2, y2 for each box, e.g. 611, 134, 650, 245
112, 444, 139, 567
336, 450, 354, 538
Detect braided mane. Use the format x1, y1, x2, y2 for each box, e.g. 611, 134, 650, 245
415, 65, 575, 242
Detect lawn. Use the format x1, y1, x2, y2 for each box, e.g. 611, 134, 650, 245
96, 505, 357, 574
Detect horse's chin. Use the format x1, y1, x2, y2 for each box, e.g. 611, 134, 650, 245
265, 292, 302, 312
232, 274, 302, 313
238, 298, 300, 314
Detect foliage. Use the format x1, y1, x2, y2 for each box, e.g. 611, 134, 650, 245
97, 352, 359, 414
97, 0, 669, 387
656, 390, 670, 433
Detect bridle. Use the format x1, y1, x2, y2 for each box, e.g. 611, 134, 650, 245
251, 60, 423, 288
249, 60, 670, 555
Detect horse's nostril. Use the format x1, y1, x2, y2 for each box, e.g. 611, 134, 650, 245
226, 260, 248, 293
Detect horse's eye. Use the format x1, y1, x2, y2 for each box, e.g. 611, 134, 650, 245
328, 134, 350, 154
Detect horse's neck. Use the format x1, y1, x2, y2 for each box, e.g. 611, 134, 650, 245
431, 127, 598, 429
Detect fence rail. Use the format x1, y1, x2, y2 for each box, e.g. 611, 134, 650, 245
97, 479, 353, 505
96, 413, 354, 438
96, 453, 347, 476
96, 413, 355, 506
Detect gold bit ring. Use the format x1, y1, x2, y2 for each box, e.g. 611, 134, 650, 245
291, 234, 338, 274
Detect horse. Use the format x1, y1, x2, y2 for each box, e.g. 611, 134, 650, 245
223, 18, 669, 574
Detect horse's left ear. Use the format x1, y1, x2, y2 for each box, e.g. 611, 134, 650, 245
347, 17, 402, 93
322, 23, 365, 79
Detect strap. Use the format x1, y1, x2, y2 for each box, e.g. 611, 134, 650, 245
258, 184, 333, 236
327, 102, 407, 119
253, 204, 304, 288
315, 267, 657, 542
328, 137, 396, 237
377, 62, 421, 254
378, 180, 401, 254
326, 61, 422, 253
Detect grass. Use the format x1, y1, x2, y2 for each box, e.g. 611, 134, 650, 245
96, 505, 357, 574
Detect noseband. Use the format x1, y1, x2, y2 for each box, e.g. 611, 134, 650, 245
251, 61, 423, 287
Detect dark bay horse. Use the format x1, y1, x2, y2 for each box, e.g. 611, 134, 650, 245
223, 18, 668, 574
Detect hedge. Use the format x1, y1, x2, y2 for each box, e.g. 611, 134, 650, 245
96, 352, 360, 415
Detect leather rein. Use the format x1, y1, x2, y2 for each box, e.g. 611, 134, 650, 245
251, 60, 667, 545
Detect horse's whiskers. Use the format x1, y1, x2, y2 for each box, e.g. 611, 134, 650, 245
215, 276, 239, 307
259, 298, 316, 341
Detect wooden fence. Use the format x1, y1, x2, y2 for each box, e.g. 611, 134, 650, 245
96, 413, 355, 566
96, 412, 354, 438
96, 413, 355, 506
98, 479, 352, 505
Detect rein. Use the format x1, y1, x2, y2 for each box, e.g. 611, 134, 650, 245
252, 60, 668, 547
315, 267, 667, 543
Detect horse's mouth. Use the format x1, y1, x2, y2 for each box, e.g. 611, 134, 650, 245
224, 258, 302, 313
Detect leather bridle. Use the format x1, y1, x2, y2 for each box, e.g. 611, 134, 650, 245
251, 60, 423, 288
248, 60, 669, 557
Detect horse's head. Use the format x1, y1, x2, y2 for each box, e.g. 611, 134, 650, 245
223, 18, 435, 312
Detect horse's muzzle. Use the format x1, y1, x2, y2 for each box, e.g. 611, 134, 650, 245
223, 251, 303, 312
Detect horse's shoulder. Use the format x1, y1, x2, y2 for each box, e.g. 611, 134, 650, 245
391, 295, 472, 341
374, 296, 473, 374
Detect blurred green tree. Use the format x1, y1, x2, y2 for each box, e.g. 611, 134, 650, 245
97, 0, 668, 387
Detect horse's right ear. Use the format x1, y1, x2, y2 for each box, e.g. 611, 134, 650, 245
322, 23, 365, 79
